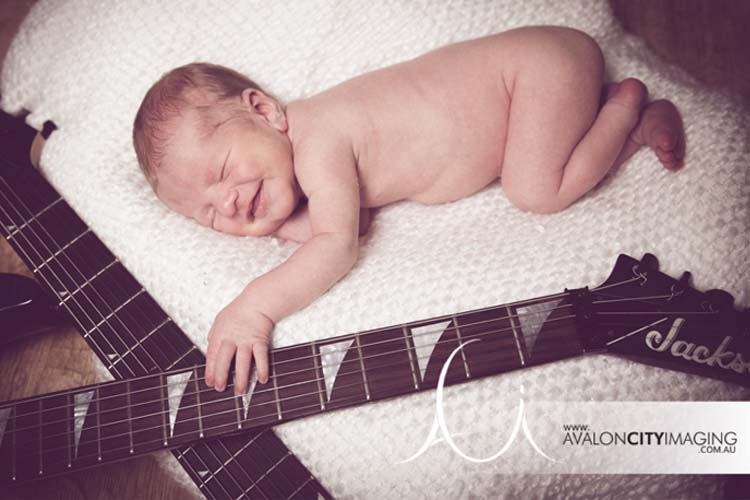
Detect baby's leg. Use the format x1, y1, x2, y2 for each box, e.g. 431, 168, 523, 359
501, 35, 684, 214
603, 82, 685, 172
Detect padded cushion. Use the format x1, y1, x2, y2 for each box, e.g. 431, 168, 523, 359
2, 0, 748, 497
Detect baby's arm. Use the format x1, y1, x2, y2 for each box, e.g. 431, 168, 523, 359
274, 202, 372, 243
205, 144, 362, 394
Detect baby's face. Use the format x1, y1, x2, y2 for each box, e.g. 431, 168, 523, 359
155, 107, 300, 237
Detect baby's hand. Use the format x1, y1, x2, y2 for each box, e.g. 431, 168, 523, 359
204, 298, 274, 395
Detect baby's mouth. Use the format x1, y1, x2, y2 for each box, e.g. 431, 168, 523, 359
250, 181, 267, 219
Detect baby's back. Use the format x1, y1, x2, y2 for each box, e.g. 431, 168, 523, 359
295, 33, 515, 207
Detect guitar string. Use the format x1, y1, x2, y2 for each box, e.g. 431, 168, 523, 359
0, 177, 276, 499
7, 304, 733, 436
0, 177, 581, 386
12, 321, 585, 466
19, 315, 748, 472
1, 205, 731, 429
5, 178, 673, 387
8, 312, 578, 440
4, 287, 731, 425
0, 174, 582, 496
1, 191, 736, 446
24, 310, 747, 459
0, 181, 134, 381
1, 173, 313, 499
0, 182, 280, 500
0, 181, 573, 496
5, 214, 744, 468
9, 316, 738, 448
1, 173, 734, 472
3, 300, 578, 414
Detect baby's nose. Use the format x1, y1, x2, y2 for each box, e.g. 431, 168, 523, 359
217, 189, 238, 217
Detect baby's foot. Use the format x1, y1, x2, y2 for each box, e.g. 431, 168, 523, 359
632, 99, 685, 170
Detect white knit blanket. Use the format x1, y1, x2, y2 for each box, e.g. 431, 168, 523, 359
2, 1, 749, 498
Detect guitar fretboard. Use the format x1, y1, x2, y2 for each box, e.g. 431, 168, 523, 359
0, 113, 330, 499
0, 287, 584, 482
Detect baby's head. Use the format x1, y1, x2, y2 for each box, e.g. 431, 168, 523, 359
133, 62, 301, 236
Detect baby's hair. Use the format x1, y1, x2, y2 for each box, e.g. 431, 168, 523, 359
132, 62, 267, 187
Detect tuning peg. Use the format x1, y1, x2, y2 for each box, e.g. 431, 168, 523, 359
675, 271, 692, 291
637, 253, 659, 273
705, 289, 735, 311
740, 310, 750, 337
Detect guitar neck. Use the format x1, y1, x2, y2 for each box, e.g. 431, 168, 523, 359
0, 289, 586, 482
0, 112, 331, 498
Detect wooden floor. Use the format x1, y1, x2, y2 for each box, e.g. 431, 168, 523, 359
1, 1, 748, 498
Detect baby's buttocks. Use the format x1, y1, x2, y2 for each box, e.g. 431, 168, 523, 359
323, 35, 512, 207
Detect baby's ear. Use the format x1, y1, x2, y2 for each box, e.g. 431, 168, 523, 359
241, 88, 287, 132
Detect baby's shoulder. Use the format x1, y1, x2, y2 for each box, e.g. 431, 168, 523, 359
289, 106, 359, 191
288, 97, 358, 160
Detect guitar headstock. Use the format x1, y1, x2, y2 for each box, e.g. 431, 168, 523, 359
583, 253, 749, 387
0, 111, 38, 174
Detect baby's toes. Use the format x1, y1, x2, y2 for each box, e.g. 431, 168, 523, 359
652, 128, 678, 152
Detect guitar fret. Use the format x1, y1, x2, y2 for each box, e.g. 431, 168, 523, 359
37, 399, 43, 475
165, 345, 197, 371
402, 326, 420, 390
82, 289, 147, 338
56, 258, 119, 306
125, 381, 134, 453
194, 368, 205, 439
288, 476, 314, 499
199, 441, 246, 499
12, 408, 16, 480
39, 228, 91, 267
234, 393, 243, 431
451, 314, 471, 378
274, 345, 321, 421
66, 394, 73, 468
359, 327, 415, 400
186, 445, 232, 498
239, 451, 293, 498
10, 197, 63, 235
95, 387, 102, 461
259, 430, 310, 498
271, 354, 283, 421
506, 306, 526, 366
215, 432, 264, 495
354, 334, 371, 401
160, 375, 169, 446
114, 317, 169, 363
175, 448, 208, 490
311, 342, 326, 410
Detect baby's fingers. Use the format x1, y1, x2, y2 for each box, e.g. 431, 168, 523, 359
213, 341, 237, 392
233, 345, 253, 396
253, 342, 270, 384
205, 332, 220, 387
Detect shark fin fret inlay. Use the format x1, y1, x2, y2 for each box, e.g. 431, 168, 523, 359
166, 371, 193, 437
319, 339, 354, 401
241, 371, 259, 419
72, 390, 94, 458
0, 407, 11, 448
516, 299, 562, 356
411, 321, 451, 381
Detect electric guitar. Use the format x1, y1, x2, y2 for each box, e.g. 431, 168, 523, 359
0, 111, 331, 499
0, 251, 747, 485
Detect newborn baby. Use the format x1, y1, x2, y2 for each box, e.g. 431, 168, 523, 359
132, 26, 684, 395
